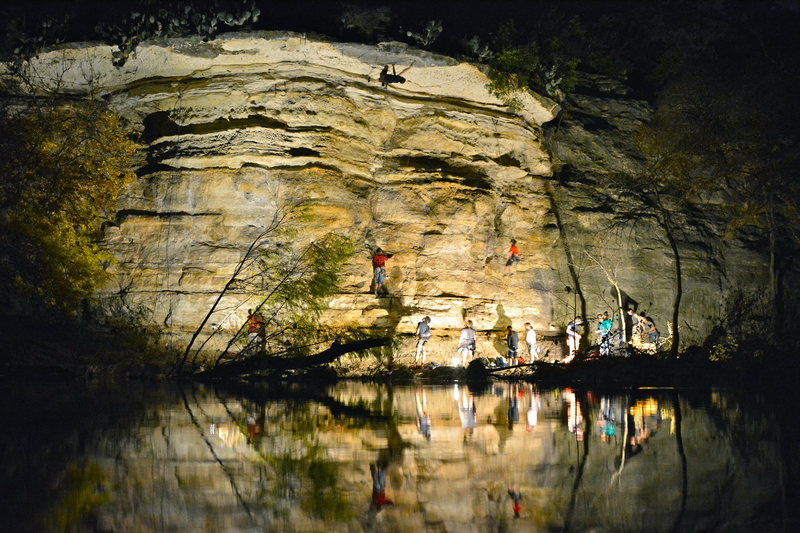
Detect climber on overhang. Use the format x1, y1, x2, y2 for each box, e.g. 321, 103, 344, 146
370, 62, 414, 87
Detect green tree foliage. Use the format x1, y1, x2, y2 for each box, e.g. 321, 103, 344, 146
606, 119, 715, 357
95, 0, 261, 66
0, 101, 137, 311
45, 461, 110, 532
630, 3, 800, 339
485, 20, 580, 106
176, 187, 360, 372
249, 232, 356, 354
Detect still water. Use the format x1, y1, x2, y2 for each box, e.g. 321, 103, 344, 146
0, 379, 797, 532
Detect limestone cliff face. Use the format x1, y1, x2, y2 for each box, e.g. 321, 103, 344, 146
7, 34, 767, 360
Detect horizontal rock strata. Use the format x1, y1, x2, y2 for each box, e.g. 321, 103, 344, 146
5, 33, 768, 361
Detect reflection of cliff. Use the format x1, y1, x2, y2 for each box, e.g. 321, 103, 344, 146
4, 383, 779, 532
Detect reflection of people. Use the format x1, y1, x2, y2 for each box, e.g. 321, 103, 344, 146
458, 320, 477, 366
371, 247, 394, 296
507, 487, 523, 519
370, 463, 394, 510
415, 389, 431, 441
415, 316, 431, 365
565, 388, 584, 440
506, 325, 519, 366
246, 414, 260, 445
526, 390, 540, 432
564, 317, 583, 363
455, 385, 476, 441
598, 396, 617, 443
507, 384, 520, 430
504, 238, 520, 274
524, 322, 540, 361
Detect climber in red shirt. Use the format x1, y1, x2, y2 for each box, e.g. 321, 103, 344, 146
371, 247, 394, 296
505, 238, 521, 275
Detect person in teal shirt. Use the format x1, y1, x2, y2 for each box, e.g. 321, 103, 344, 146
596, 312, 614, 356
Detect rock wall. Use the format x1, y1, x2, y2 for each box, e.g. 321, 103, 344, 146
5, 33, 768, 361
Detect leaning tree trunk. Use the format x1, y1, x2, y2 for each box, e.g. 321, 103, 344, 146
612, 280, 628, 345
766, 203, 781, 344
664, 223, 682, 359
201, 337, 390, 377
546, 182, 588, 350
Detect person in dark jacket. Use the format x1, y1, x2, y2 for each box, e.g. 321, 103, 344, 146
506, 325, 519, 366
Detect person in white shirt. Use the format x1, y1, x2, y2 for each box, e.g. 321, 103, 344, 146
457, 320, 477, 366
415, 316, 431, 365
564, 317, 583, 363
524, 322, 541, 362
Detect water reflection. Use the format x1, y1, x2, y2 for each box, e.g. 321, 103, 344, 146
0, 380, 797, 532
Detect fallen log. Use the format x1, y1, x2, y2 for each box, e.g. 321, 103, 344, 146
485, 362, 536, 373
200, 337, 390, 377
210, 380, 392, 422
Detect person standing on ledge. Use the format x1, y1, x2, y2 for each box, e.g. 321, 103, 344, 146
415, 316, 431, 365
524, 322, 540, 362
504, 238, 520, 275
596, 311, 614, 356
642, 315, 660, 347
627, 309, 644, 346
458, 319, 477, 366
371, 247, 393, 297
246, 308, 265, 352
506, 325, 520, 366
564, 317, 583, 363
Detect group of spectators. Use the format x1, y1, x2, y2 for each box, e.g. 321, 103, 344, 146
565, 310, 661, 361
413, 316, 543, 367
413, 309, 661, 367
374, 246, 662, 366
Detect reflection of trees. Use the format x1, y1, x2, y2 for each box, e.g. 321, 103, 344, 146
179, 386, 255, 521
693, 390, 799, 531
562, 389, 591, 533
10, 382, 797, 531
45, 461, 110, 532
263, 406, 356, 523
669, 392, 687, 533
199, 382, 408, 528
0, 382, 164, 532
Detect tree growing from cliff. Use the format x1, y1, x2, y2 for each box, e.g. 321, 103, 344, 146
601, 115, 716, 358
655, 71, 800, 342
628, 12, 800, 344
0, 100, 137, 312
174, 194, 364, 374
218, 232, 357, 362
484, 19, 580, 106
583, 242, 634, 345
